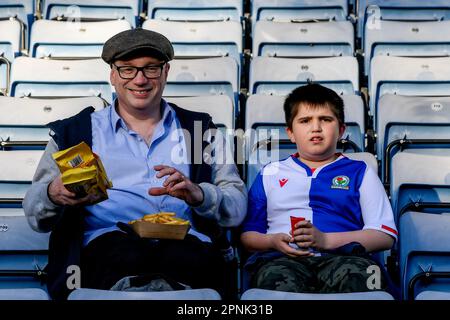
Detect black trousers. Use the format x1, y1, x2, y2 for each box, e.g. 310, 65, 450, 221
80, 231, 226, 295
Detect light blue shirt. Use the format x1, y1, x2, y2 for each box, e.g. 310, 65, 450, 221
83, 100, 206, 245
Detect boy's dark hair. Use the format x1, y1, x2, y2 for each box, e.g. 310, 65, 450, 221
283, 83, 345, 129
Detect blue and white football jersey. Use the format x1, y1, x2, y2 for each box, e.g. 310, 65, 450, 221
242, 154, 398, 240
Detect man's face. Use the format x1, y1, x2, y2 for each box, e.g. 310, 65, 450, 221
110, 56, 170, 113
286, 103, 346, 162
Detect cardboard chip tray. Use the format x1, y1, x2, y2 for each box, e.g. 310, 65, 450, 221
130, 221, 190, 240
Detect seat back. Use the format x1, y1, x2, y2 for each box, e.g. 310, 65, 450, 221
165, 95, 234, 130
376, 94, 450, 179
251, 0, 348, 32
358, 0, 450, 39
0, 0, 34, 45
250, 56, 359, 96
369, 56, 450, 118
166, 57, 239, 111
399, 211, 450, 300
390, 149, 450, 222
147, 0, 243, 22
253, 20, 354, 58
0, 96, 105, 148
142, 20, 242, 68
30, 20, 131, 59
364, 20, 450, 76
0, 150, 49, 291
9, 57, 113, 104
41, 0, 142, 27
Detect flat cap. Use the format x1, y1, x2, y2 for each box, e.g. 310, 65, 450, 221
102, 28, 174, 64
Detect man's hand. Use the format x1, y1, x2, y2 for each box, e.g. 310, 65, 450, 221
269, 233, 314, 258
48, 175, 101, 206
148, 165, 204, 206
291, 220, 329, 251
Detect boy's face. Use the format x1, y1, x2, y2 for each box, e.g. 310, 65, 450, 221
286, 103, 346, 162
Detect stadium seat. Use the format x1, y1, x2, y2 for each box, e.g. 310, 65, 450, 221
249, 56, 359, 96
147, 0, 243, 22
41, 0, 143, 27
165, 95, 235, 130
390, 149, 450, 224
358, 0, 450, 39
364, 20, 450, 76
166, 57, 239, 112
251, 0, 349, 32
0, 288, 50, 300
399, 211, 450, 300
68, 288, 222, 300
0, 0, 34, 46
142, 19, 242, 69
244, 94, 367, 186
0, 150, 49, 296
0, 96, 105, 148
9, 57, 113, 104
369, 56, 450, 119
376, 94, 450, 183
0, 19, 23, 94
253, 20, 354, 57
240, 288, 394, 300
415, 290, 450, 300
30, 19, 131, 59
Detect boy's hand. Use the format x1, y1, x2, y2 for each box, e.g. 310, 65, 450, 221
269, 233, 314, 258
291, 220, 329, 251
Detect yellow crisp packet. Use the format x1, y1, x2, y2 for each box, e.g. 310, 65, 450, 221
52, 142, 113, 203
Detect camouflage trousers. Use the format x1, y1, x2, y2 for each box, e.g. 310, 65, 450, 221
252, 254, 386, 293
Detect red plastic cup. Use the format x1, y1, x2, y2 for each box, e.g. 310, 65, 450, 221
290, 216, 305, 236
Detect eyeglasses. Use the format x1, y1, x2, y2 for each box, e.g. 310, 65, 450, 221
113, 62, 166, 79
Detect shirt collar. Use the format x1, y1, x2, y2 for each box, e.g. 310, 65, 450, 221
110, 98, 174, 133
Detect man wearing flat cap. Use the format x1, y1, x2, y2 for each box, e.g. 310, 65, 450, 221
23, 28, 247, 300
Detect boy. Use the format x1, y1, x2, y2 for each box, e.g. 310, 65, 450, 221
240, 84, 397, 293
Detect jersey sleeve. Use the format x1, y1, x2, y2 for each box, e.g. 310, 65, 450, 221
241, 171, 268, 233
359, 166, 398, 240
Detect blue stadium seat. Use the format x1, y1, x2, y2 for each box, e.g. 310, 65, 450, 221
369, 56, 450, 119
142, 19, 242, 70
0, 288, 50, 300
399, 211, 450, 300
0, 96, 105, 149
165, 95, 235, 130
251, 0, 349, 32
9, 57, 113, 104
249, 56, 359, 96
41, 0, 143, 27
0, 150, 49, 296
364, 20, 450, 76
358, 0, 450, 39
376, 94, 450, 185
390, 149, 450, 225
0, 19, 22, 94
241, 288, 394, 300
0, 0, 34, 46
166, 57, 239, 113
253, 20, 354, 57
30, 19, 131, 59
415, 290, 450, 300
68, 288, 222, 300
147, 0, 243, 22
244, 94, 368, 187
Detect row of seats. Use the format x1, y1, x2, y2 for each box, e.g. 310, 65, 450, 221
0, 93, 449, 300
0, 0, 449, 300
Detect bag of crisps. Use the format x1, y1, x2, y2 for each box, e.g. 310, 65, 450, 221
52, 142, 112, 203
